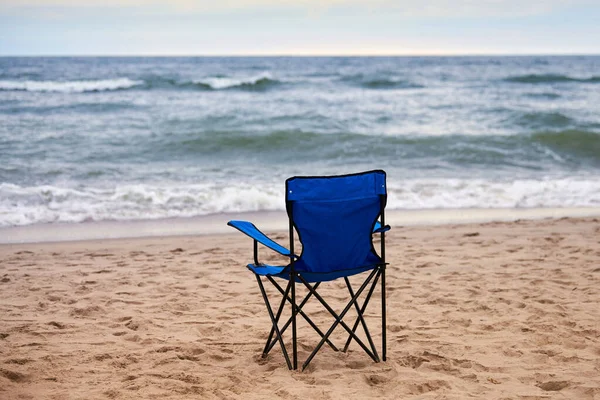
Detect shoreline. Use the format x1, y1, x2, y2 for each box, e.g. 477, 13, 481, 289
1, 206, 600, 245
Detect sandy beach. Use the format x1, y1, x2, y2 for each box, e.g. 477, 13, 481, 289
1, 216, 599, 399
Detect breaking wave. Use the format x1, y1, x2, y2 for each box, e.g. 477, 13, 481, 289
1, 177, 599, 227
341, 74, 424, 89
191, 73, 280, 90
505, 74, 600, 84
0, 74, 281, 93
0, 78, 143, 93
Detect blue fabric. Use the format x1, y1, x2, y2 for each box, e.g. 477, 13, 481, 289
374, 220, 382, 232
247, 263, 378, 282
227, 220, 291, 256
287, 170, 386, 202
289, 264, 377, 282
247, 264, 287, 276
286, 170, 386, 278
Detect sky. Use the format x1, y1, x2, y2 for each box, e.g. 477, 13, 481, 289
1, 0, 600, 56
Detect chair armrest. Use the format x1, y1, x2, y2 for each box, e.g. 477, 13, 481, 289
227, 220, 293, 257
373, 221, 391, 233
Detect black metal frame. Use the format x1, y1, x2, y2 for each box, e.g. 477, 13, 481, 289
251, 189, 388, 370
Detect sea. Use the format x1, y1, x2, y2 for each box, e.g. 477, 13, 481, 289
1, 56, 599, 229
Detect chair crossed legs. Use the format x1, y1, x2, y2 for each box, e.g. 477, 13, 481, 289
255, 266, 386, 370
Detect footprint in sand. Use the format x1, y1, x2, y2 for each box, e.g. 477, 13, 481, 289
365, 374, 389, 386
416, 262, 440, 269
388, 324, 406, 333
407, 380, 451, 394
397, 355, 429, 369
5, 358, 33, 365
124, 334, 141, 342
537, 381, 569, 391
125, 320, 140, 331
346, 360, 368, 369
69, 305, 105, 318
176, 351, 203, 361
85, 253, 115, 258
91, 269, 113, 274
153, 345, 182, 353
0, 368, 28, 383
209, 352, 233, 361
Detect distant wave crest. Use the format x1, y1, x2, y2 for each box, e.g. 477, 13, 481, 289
0, 78, 143, 93
342, 74, 424, 89
191, 73, 280, 90
0, 74, 281, 93
362, 78, 424, 89
505, 74, 600, 84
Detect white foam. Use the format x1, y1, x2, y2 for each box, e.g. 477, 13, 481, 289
0, 78, 143, 93
0, 178, 599, 227
0, 182, 284, 227
387, 178, 600, 209
193, 72, 274, 90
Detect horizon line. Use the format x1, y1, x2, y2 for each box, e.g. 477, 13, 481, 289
2, 52, 600, 57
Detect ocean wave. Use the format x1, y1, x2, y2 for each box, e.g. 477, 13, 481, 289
514, 112, 574, 129
341, 74, 424, 89
0, 74, 282, 93
0, 78, 143, 93
0, 102, 140, 115
524, 92, 561, 100
362, 79, 424, 90
531, 130, 600, 161
157, 129, 600, 166
0, 183, 283, 226
170, 130, 332, 154
191, 73, 280, 90
504, 74, 600, 84
387, 178, 600, 209
1, 178, 599, 227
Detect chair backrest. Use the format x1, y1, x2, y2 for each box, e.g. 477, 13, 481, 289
285, 170, 386, 274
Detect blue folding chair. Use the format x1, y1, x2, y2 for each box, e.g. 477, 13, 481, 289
228, 170, 390, 370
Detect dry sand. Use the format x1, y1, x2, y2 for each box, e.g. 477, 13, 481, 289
1, 217, 599, 399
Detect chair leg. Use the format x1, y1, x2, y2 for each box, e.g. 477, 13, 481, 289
344, 277, 380, 362
255, 274, 292, 370
381, 265, 387, 361
262, 280, 291, 357
343, 270, 381, 352
265, 279, 339, 354
291, 271, 298, 370
298, 270, 379, 370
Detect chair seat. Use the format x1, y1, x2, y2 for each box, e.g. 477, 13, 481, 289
247, 263, 382, 283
